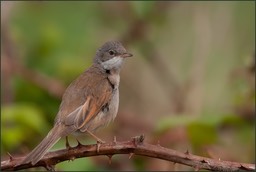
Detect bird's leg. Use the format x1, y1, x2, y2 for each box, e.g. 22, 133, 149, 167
65, 136, 71, 149
86, 130, 105, 153
86, 130, 105, 143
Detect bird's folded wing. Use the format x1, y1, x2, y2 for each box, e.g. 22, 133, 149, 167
64, 90, 112, 130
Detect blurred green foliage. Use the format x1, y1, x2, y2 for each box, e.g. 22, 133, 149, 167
14, 77, 60, 120
1, 103, 50, 151
156, 113, 247, 132
155, 113, 249, 152
56, 158, 96, 171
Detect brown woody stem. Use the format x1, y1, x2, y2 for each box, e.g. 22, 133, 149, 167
1, 135, 255, 171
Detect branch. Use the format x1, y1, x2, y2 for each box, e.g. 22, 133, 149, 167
1, 135, 255, 171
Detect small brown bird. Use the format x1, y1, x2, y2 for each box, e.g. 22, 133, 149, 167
21, 41, 133, 165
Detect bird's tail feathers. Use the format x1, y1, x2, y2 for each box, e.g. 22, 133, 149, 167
21, 125, 67, 165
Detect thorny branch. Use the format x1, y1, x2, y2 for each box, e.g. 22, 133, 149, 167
1, 135, 255, 171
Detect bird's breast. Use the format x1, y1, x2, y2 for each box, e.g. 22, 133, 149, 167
107, 73, 120, 90
85, 88, 119, 132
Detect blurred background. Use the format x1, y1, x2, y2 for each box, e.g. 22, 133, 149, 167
1, 1, 255, 171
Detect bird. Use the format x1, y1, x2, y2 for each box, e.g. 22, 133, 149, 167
21, 41, 133, 165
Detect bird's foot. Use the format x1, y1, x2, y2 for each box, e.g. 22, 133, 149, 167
96, 141, 102, 153
65, 136, 72, 150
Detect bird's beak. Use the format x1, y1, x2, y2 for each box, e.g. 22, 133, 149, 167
121, 52, 133, 58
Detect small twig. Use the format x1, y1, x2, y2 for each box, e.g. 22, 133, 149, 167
1, 135, 255, 171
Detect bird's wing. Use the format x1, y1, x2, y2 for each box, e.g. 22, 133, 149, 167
63, 68, 113, 130
77, 90, 111, 129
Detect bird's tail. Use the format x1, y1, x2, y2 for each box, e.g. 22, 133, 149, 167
22, 125, 67, 165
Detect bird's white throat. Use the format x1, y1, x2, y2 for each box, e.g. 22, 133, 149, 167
101, 56, 124, 70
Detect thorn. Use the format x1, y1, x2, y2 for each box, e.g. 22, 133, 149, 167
218, 157, 221, 161
45, 164, 55, 171
76, 139, 83, 147
129, 153, 134, 159
70, 156, 75, 161
240, 164, 247, 170
194, 166, 200, 171
240, 164, 255, 170
65, 136, 71, 150
96, 141, 102, 153
113, 136, 117, 145
173, 162, 176, 166
185, 149, 190, 155
201, 159, 207, 163
107, 155, 113, 164
7, 152, 13, 161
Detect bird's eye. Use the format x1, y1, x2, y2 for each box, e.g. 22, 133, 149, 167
108, 50, 115, 55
